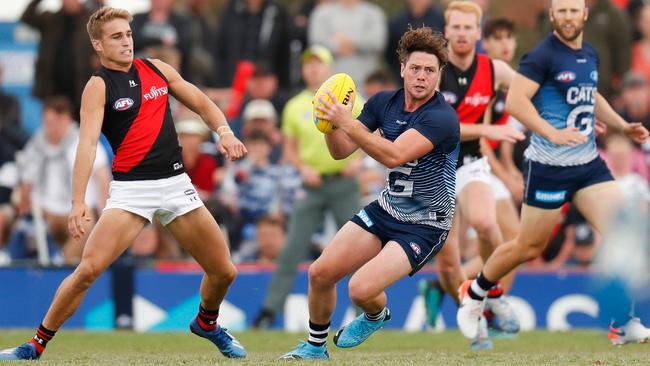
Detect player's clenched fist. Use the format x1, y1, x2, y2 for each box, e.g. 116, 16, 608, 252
218, 133, 248, 161
623, 122, 649, 145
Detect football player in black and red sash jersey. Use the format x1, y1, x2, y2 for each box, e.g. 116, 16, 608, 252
421, 1, 524, 350
0, 7, 247, 360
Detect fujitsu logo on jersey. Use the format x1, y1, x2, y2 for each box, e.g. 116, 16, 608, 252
464, 92, 490, 107
143, 85, 168, 101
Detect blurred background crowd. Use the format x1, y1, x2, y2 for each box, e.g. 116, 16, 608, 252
0, 0, 649, 272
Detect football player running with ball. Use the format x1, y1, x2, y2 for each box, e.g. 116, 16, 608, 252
281, 26, 460, 360
457, 0, 649, 342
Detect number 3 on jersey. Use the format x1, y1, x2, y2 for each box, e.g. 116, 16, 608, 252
388, 159, 418, 197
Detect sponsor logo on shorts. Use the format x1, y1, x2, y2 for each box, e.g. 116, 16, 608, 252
555, 71, 576, 83
184, 189, 196, 196
409, 242, 421, 256
356, 209, 374, 227
535, 190, 567, 203
173, 162, 183, 170
113, 98, 134, 111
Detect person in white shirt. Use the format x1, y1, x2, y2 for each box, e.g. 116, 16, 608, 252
18, 96, 110, 264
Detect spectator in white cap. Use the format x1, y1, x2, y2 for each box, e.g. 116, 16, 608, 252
242, 99, 283, 163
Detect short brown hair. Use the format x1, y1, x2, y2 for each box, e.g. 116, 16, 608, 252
86, 7, 132, 41
397, 26, 448, 67
43, 95, 74, 117
483, 18, 515, 39
256, 215, 283, 228
445, 1, 483, 27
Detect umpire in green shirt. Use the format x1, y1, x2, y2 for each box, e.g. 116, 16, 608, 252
253, 46, 363, 327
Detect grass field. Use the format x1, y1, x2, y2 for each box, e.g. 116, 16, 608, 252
1, 330, 648, 365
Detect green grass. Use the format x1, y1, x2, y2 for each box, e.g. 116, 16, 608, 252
1, 330, 648, 365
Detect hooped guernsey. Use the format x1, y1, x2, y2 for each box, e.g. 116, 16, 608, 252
94, 58, 185, 181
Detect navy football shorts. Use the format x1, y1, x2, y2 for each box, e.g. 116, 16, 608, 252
350, 200, 449, 276
523, 156, 614, 209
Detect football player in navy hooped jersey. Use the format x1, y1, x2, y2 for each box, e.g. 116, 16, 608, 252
0, 7, 248, 361
280, 27, 460, 359
457, 0, 649, 342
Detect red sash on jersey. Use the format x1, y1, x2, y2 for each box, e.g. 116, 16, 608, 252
112, 59, 169, 173
456, 54, 494, 125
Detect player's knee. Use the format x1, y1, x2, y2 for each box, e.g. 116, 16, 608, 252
348, 279, 375, 306
520, 241, 546, 261
73, 262, 101, 289
308, 262, 335, 289
436, 257, 460, 278
207, 263, 237, 286
471, 216, 498, 238
221, 263, 237, 284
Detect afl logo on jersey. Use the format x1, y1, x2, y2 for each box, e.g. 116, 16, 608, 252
442, 91, 457, 104
555, 71, 576, 83
113, 98, 134, 111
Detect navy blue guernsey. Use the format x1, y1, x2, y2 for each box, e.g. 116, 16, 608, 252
358, 89, 460, 230
518, 33, 599, 166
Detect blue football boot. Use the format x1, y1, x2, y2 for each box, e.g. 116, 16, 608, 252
279, 341, 329, 360
333, 308, 391, 348
0, 343, 40, 360
190, 318, 246, 358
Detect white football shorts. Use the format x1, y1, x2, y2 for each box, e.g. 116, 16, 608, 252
455, 156, 491, 197
488, 173, 512, 201
104, 173, 203, 225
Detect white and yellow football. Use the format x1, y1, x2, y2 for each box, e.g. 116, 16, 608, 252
312, 73, 356, 133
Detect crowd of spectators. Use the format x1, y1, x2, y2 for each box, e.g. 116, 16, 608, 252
0, 0, 648, 270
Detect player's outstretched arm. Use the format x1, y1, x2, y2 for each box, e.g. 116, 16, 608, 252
70, 76, 104, 239
460, 122, 524, 143
595, 92, 649, 144
150, 59, 246, 161
506, 73, 586, 146
461, 93, 523, 143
